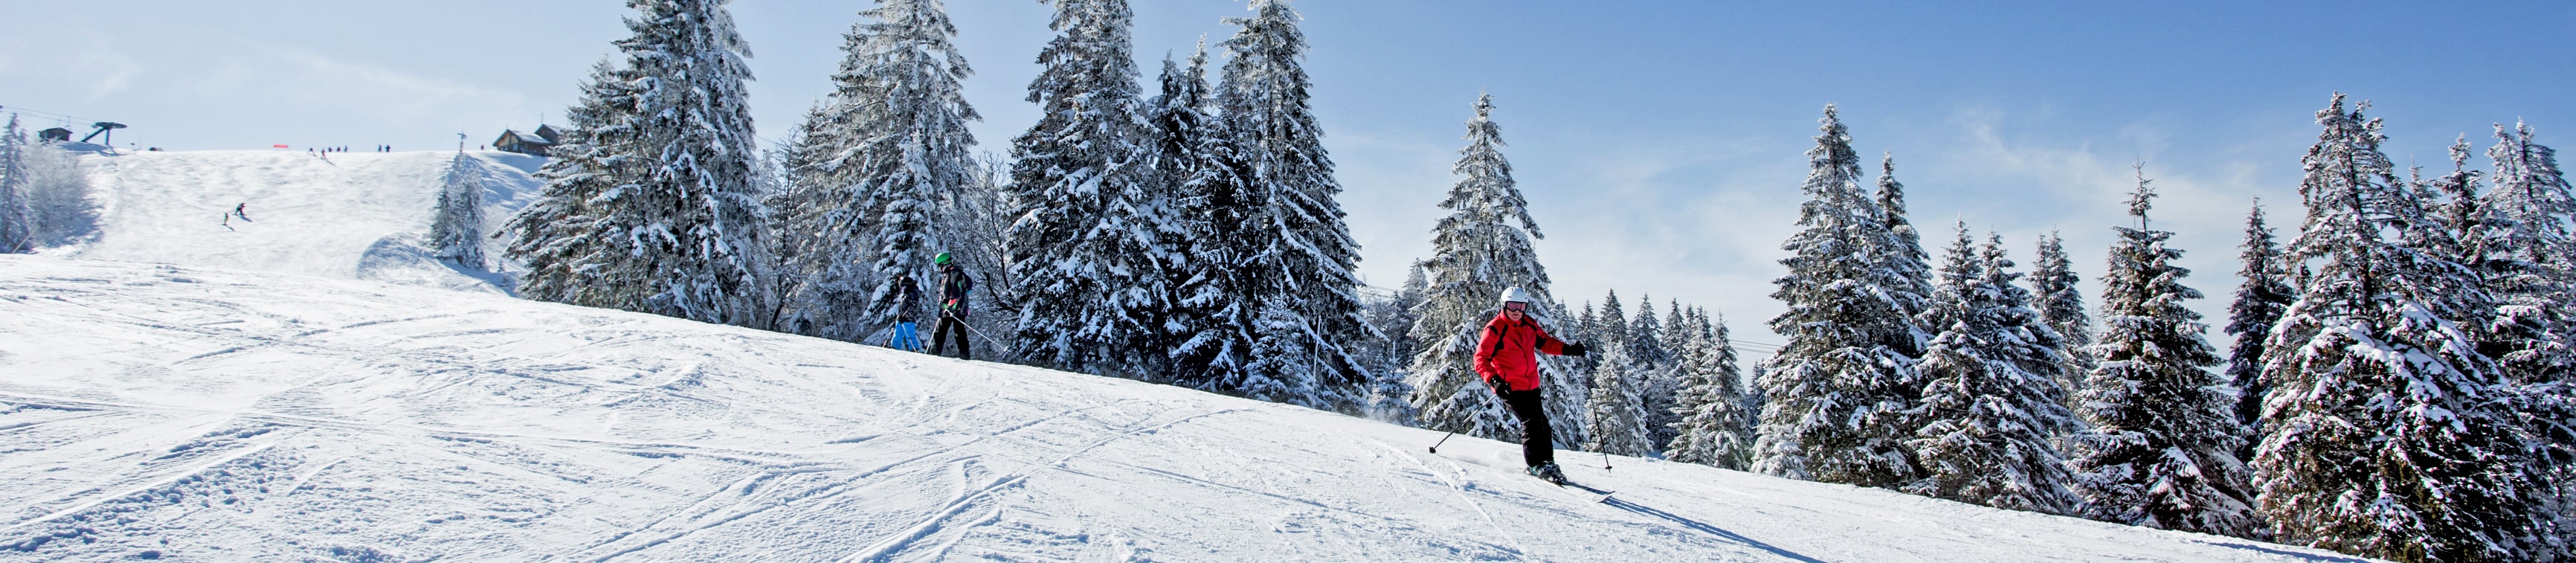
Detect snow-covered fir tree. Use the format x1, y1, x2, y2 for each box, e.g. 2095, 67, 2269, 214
428, 154, 489, 270
2067, 169, 2260, 538
2029, 231, 2092, 390
1636, 298, 1685, 451
1596, 291, 1630, 356
1905, 227, 2081, 515
19, 131, 97, 247
1667, 312, 1754, 469
1210, 0, 1374, 411
1586, 335, 1654, 457
1148, 42, 1226, 382
1875, 154, 1936, 329
1408, 93, 1568, 442
773, 0, 980, 342
1364, 265, 1427, 376
2482, 122, 2576, 383
1661, 302, 1693, 365
1005, 0, 1174, 376
0, 115, 30, 254
2221, 200, 2293, 463
2254, 94, 2557, 562
1359, 266, 1426, 423
505, 0, 772, 327
506, 62, 637, 306
1162, 40, 1260, 392
1755, 105, 1927, 489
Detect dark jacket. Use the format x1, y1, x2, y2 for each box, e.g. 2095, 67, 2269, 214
1473, 312, 1569, 393
938, 264, 973, 318
890, 276, 921, 321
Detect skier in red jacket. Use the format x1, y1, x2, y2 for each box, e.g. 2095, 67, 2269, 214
1475, 286, 1588, 483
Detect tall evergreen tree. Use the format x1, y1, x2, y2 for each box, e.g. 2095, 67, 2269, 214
1149, 42, 1228, 383
2067, 169, 2260, 538
1407, 93, 1571, 440
429, 154, 489, 270
2222, 200, 2293, 464
0, 114, 30, 254
2254, 94, 2556, 562
506, 0, 771, 326
1214, 0, 1374, 410
1359, 266, 1426, 423
1668, 312, 1754, 469
19, 131, 97, 248
1587, 338, 1654, 457
508, 61, 640, 306
1875, 154, 1936, 338
2483, 122, 2576, 383
1906, 227, 2081, 515
773, 0, 979, 341
1006, 0, 1170, 376
1163, 40, 1259, 392
1628, 296, 1681, 451
1646, 300, 1693, 450
1755, 105, 1925, 488
2030, 231, 2092, 389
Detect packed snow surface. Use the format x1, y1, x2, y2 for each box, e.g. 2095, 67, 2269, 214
54, 149, 540, 293
0, 255, 2377, 562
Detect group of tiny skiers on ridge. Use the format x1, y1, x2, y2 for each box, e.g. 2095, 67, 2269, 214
885, 260, 1577, 485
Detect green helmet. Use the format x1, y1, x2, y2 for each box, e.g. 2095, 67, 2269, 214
934, 252, 953, 266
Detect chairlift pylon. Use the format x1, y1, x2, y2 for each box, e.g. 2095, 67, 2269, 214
77, 122, 126, 146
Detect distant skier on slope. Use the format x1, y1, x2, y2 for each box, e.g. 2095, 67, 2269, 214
926, 253, 973, 360
886, 271, 923, 352
1475, 286, 1588, 484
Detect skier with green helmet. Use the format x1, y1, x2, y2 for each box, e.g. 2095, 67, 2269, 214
927, 252, 973, 360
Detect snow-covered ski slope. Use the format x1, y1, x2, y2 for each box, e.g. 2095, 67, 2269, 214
58, 149, 541, 294
0, 256, 2372, 562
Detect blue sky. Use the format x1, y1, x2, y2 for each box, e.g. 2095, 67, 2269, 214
9, 1, 2572, 354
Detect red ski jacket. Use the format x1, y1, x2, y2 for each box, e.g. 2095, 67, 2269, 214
1473, 312, 1568, 393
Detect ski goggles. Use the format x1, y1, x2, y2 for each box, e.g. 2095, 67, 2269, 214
1502, 303, 1528, 312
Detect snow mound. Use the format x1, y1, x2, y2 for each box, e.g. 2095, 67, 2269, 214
55, 149, 542, 295
0, 256, 2374, 562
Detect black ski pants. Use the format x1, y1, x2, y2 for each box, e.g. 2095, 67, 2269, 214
1501, 388, 1554, 468
929, 313, 970, 360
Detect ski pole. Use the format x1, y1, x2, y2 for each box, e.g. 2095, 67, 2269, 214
953, 315, 1024, 361
1429, 431, 1456, 454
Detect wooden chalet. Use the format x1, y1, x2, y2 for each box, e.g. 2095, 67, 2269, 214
493, 124, 563, 156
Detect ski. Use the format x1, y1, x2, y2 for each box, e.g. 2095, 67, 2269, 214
1558, 480, 1614, 503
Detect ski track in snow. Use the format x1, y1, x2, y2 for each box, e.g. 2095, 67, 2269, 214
1, 214, 2387, 563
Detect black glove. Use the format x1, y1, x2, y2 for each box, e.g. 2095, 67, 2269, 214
1487, 376, 1511, 394
1562, 342, 1588, 357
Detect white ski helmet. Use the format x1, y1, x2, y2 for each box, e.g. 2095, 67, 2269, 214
1498, 286, 1535, 307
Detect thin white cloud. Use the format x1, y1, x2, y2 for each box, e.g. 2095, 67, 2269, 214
238, 41, 529, 124
0, 33, 144, 101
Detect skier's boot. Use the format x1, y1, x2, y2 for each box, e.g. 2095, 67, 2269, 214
1527, 462, 1567, 485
